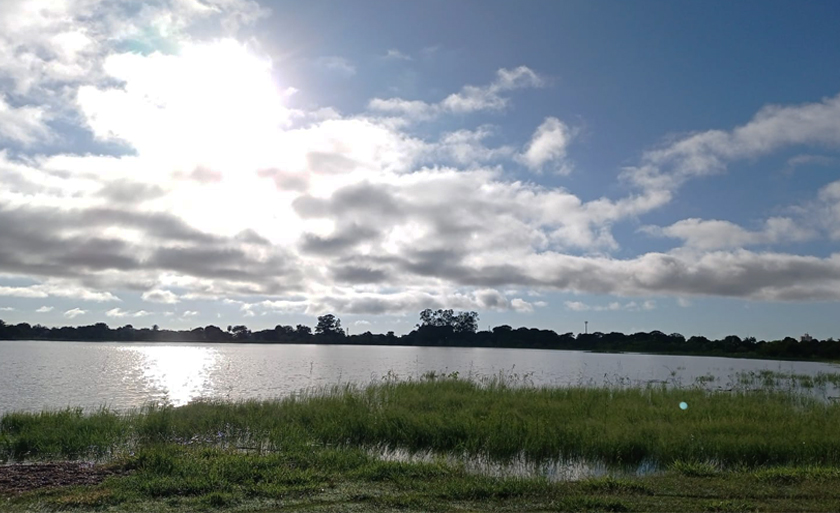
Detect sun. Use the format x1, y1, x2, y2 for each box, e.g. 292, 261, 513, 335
78, 38, 302, 240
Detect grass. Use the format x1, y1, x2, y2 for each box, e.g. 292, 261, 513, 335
5, 376, 840, 467
5, 374, 840, 511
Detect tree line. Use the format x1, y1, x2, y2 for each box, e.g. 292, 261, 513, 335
1, 309, 837, 361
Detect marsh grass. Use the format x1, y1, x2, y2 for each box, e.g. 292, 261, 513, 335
4, 374, 840, 469
7, 376, 840, 511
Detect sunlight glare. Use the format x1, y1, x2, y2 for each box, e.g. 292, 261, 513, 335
126, 345, 219, 406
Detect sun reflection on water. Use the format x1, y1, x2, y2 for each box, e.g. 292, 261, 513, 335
120, 345, 219, 406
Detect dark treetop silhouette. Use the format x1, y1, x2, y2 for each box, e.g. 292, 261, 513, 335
0, 311, 837, 362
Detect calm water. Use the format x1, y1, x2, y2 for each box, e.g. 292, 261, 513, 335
2, 340, 839, 414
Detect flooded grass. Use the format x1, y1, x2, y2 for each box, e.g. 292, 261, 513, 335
5, 372, 840, 468
5, 373, 840, 510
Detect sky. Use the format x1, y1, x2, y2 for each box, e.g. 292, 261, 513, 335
1, 0, 840, 340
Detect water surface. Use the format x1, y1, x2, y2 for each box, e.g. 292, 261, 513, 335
1, 340, 839, 413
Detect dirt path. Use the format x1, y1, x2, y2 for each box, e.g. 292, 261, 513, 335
0, 462, 127, 495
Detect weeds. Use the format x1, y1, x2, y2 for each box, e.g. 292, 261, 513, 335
4, 376, 840, 470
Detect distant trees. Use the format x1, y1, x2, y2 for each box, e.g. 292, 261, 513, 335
3, 310, 840, 362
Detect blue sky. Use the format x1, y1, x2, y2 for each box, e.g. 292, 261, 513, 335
1, 0, 840, 339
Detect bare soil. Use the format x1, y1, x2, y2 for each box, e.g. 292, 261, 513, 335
0, 462, 127, 495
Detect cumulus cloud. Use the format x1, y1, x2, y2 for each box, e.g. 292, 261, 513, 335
0, 95, 52, 145
106, 308, 151, 318
644, 217, 815, 250
427, 126, 515, 166
64, 307, 86, 319
816, 180, 840, 240
0, 286, 48, 298
510, 298, 537, 313
142, 289, 181, 304
2, 0, 840, 323
368, 66, 544, 120
518, 117, 576, 174
36, 306, 53, 313
0, 281, 117, 301
623, 92, 840, 193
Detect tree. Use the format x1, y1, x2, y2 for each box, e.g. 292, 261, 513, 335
204, 325, 228, 341
274, 325, 295, 336
418, 309, 478, 333
315, 314, 344, 336
295, 324, 312, 336
454, 311, 479, 334
419, 309, 455, 328
231, 325, 251, 341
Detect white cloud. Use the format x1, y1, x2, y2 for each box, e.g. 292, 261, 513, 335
0, 286, 48, 298
182, 310, 199, 317
564, 301, 590, 312
0, 306, 15, 311
785, 154, 836, 174
564, 299, 656, 312
2, 1, 840, 322
384, 49, 411, 61
368, 66, 544, 120
817, 180, 840, 240
510, 298, 535, 313
106, 308, 151, 318
142, 289, 181, 304
623, 92, 840, 194
428, 125, 514, 165
518, 117, 576, 174
0, 95, 52, 145
645, 217, 815, 250
64, 307, 86, 319
36, 306, 53, 313
354, 320, 371, 326
316, 56, 356, 76
367, 97, 436, 120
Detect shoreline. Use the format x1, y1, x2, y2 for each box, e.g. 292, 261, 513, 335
4, 379, 840, 511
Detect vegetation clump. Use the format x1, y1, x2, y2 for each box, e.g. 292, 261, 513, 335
4, 376, 840, 511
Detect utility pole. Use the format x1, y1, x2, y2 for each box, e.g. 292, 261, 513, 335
584, 321, 588, 335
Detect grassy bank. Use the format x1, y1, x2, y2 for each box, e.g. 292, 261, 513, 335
4, 375, 840, 511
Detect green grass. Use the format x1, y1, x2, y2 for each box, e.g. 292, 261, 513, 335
5, 375, 840, 511
4, 376, 840, 467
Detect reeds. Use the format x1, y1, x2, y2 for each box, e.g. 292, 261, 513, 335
3, 374, 840, 468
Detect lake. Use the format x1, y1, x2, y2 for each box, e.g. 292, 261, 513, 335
2, 340, 839, 414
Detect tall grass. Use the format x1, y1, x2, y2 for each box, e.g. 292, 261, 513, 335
3, 375, 840, 468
